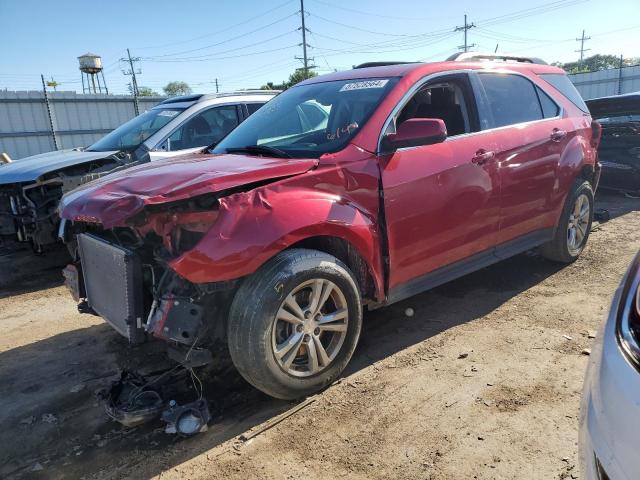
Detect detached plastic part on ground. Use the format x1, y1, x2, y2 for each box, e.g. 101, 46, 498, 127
99, 368, 211, 436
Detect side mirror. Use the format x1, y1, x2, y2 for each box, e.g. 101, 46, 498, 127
382, 118, 447, 151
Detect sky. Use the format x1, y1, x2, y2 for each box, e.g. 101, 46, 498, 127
1, 0, 639, 95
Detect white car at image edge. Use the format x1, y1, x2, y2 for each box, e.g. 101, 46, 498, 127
580, 250, 640, 480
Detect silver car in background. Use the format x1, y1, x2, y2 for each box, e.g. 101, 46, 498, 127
579, 251, 640, 480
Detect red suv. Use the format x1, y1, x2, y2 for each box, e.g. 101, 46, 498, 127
60, 54, 600, 400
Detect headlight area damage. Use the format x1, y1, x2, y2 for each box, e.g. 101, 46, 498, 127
59, 153, 324, 432
62, 193, 253, 434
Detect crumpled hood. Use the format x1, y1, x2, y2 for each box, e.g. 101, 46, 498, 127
0, 149, 119, 185
60, 152, 318, 228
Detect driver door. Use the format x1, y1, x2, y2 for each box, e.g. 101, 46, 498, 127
380, 73, 501, 301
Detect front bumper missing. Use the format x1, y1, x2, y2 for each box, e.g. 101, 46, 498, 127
77, 233, 146, 344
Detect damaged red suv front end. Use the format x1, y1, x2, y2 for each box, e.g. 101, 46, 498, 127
59, 152, 322, 350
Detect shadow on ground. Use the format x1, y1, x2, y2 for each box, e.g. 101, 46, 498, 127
0, 245, 68, 299
594, 190, 640, 222
1, 193, 639, 479
0, 252, 566, 480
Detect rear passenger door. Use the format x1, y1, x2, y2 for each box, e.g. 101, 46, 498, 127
474, 71, 565, 253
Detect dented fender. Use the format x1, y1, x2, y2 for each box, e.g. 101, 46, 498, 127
169, 158, 385, 300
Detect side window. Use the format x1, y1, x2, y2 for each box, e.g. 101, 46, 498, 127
166, 105, 239, 151
246, 103, 265, 115
392, 77, 476, 137
258, 109, 303, 140
478, 73, 543, 128
299, 101, 329, 130
536, 86, 560, 118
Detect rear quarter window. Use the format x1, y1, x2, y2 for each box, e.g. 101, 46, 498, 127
539, 73, 589, 113
536, 86, 560, 118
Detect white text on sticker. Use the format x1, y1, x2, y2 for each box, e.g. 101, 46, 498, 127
339, 79, 389, 92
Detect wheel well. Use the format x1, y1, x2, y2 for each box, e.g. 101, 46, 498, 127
288, 236, 376, 301
580, 164, 595, 185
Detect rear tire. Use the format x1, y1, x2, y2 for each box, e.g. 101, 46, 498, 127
227, 248, 362, 400
540, 180, 594, 263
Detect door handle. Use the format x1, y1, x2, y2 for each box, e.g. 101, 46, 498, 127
471, 149, 495, 165
550, 129, 567, 141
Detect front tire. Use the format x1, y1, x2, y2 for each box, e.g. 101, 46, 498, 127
541, 180, 594, 263
227, 249, 362, 400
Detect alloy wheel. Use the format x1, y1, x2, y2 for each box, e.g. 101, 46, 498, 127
271, 278, 349, 378
567, 193, 590, 254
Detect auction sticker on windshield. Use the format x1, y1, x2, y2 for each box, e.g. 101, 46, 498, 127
157, 110, 181, 117
339, 79, 389, 92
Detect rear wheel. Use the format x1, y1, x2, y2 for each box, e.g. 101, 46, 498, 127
227, 249, 362, 400
541, 180, 594, 263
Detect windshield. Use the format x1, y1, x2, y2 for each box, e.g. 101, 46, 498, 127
87, 107, 185, 152
213, 78, 399, 158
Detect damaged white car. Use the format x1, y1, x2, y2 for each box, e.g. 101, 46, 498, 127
0, 91, 276, 252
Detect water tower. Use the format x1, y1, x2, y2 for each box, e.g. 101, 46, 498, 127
78, 52, 108, 94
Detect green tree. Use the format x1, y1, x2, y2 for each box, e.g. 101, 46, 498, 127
556, 54, 640, 74
163, 81, 192, 96
137, 86, 158, 96
286, 69, 318, 88
261, 69, 318, 91
127, 84, 158, 96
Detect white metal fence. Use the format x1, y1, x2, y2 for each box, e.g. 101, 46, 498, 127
568, 65, 640, 100
0, 91, 166, 159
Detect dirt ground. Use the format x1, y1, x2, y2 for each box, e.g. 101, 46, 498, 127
1, 192, 639, 480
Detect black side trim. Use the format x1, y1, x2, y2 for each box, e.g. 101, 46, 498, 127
494, 228, 553, 260
386, 228, 554, 304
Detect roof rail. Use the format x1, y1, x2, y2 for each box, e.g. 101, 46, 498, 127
159, 91, 280, 105
353, 61, 419, 69
205, 90, 281, 98
446, 52, 548, 65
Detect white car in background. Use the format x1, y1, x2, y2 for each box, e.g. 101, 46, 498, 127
580, 251, 640, 480
0, 91, 277, 252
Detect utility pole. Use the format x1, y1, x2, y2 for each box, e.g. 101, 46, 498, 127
121, 48, 141, 115
455, 14, 476, 52
300, 0, 309, 73
41, 74, 59, 150
215, 78, 219, 93
575, 29, 591, 69
294, 0, 315, 77
618, 54, 624, 95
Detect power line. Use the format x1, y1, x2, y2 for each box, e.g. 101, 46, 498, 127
141, 13, 298, 59
308, 0, 440, 21
308, 12, 432, 38
144, 45, 300, 63
134, 0, 295, 50
142, 30, 299, 61
477, 0, 587, 28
